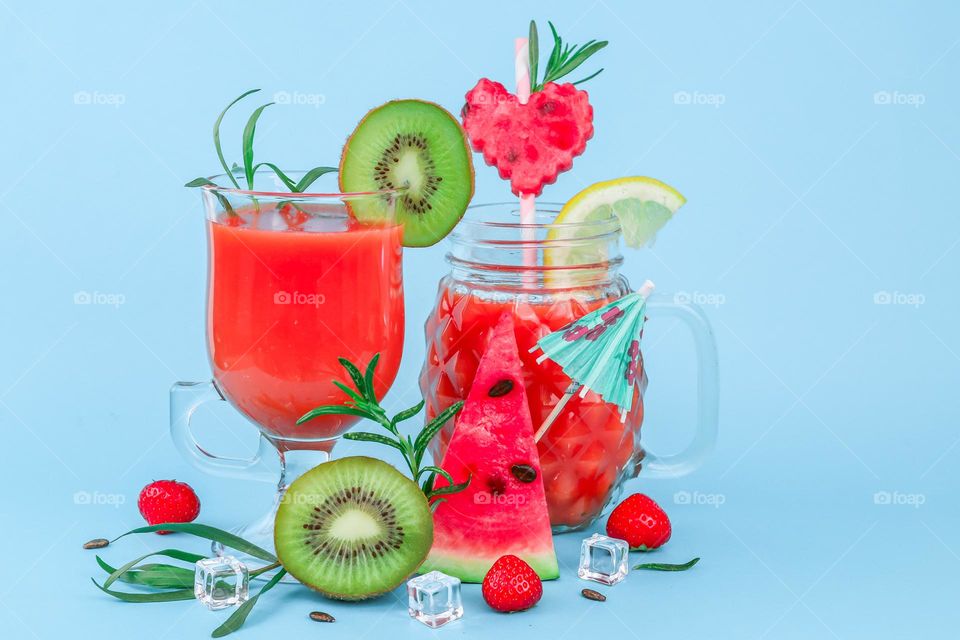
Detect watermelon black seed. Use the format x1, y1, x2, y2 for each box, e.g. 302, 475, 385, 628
488, 379, 514, 397
581, 589, 606, 602
510, 464, 537, 483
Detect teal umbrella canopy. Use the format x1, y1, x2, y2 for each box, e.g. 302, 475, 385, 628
531, 283, 652, 435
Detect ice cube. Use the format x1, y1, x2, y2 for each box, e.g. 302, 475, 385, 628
407, 570, 463, 628
194, 556, 249, 610
578, 533, 630, 586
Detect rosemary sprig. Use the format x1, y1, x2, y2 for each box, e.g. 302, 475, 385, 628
297, 355, 470, 500
185, 89, 337, 208
528, 20, 608, 92
89, 522, 285, 637
634, 557, 700, 571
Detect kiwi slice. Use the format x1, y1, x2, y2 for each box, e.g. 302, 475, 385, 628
340, 99, 474, 247
274, 456, 433, 600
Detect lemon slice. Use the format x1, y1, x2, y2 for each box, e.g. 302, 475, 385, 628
544, 177, 685, 288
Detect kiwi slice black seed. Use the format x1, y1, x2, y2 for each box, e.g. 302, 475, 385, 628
339, 99, 474, 247
274, 456, 433, 600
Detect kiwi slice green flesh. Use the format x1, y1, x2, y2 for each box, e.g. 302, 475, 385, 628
340, 99, 474, 247
274, 456, 433, 600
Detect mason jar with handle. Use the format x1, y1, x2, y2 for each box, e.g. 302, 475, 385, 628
419, 204, 718, 531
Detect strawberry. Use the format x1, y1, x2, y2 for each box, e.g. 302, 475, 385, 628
606, 493, 671, 550
137, 480, 201, 534
481, 555, 543, 613
461, 79, 593, 197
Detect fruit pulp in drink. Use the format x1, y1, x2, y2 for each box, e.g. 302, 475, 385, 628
421, 287, 643, 529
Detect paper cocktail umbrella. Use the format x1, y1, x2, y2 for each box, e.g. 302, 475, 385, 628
530, 281, 654, 442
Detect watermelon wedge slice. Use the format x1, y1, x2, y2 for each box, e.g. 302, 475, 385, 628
422, 313, 559, 582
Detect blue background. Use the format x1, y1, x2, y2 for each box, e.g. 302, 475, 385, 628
1, 1, 957, 638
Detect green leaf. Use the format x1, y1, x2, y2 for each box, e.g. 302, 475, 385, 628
252, 162, 296, 191
185, 177, 217, 188
634, 557, 700, 572
547, 22, 562, 69
91, 578, 195, 603
293, 166, 338, 193
430, 497, 446, 512
102, 548, 207, 589
343, 431, 406, 452
572, 68, 604, 86
529, 20, 539, 91
392, 400, 425, 427
212, 191, 237, 219
214, 89, 260, 189
96, 556, 196, 589
112, 524, 276, 563
242, 102, 274, 190
427, 474, 471, 499
362, 353, 381, 399
333, 380, 364, 404
337, 358, 367, 396
211, 569, 286, 637
297, 404, 371, 424
414, 401, 463, 454
418, 465, 454, 487
547, 40, 607, 83
420, 470, 437, 495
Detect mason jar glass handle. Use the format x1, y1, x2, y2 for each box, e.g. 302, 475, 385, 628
640, 295, 719, 478
169, 381, 276, 482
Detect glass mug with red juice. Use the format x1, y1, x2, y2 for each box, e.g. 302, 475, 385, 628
171, 172, 404, 551
420, 204, 718, 531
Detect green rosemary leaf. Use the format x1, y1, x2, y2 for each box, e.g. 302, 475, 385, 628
211, 569, 286, 638
211, 191, 237, 218
242, 102, 274, 190
362, 353, 381, 398
547, 21, 562, 68
91, 578, 195, 603
185, 177, 216, 188
297, 404, 371, 424
430, 497, 446, 512
252, 162, 297, 191
214, 89, 259, 189
392, 400, 425, 426
333, 381, 364, 404
337, 358, 367, 396
572, 68, 604, 86
102, 549, 205, 588
547, 40, 607, 83
421, 470, 437, 495
427, 474, 471, 499
112, 524, 276, 563
634, 557, 700, 572
418, 465, 454, 487
414, 400, 463, 454
529, 20, 539, 91
343, 431, 406, 452
293, 166, 338, 192
96, 556, 196, 589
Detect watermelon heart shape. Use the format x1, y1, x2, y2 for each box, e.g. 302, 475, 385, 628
462, 79, 594, 197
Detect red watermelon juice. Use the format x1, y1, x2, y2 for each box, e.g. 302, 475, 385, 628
207, 205, 404, 449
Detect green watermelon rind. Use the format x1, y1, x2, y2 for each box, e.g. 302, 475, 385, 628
422, 550, 560, 584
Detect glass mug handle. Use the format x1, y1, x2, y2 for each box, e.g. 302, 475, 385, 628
639, 294, 719, 478
169, 381, 276, 482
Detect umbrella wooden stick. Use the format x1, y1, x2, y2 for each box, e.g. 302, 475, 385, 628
534, 382, 581, 442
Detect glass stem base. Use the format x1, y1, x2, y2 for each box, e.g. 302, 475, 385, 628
212, 447, 331, 582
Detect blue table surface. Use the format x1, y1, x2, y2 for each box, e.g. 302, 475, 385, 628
2, 1, 958, 638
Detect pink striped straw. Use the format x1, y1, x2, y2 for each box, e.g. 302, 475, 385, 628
515, 37, 537, 285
